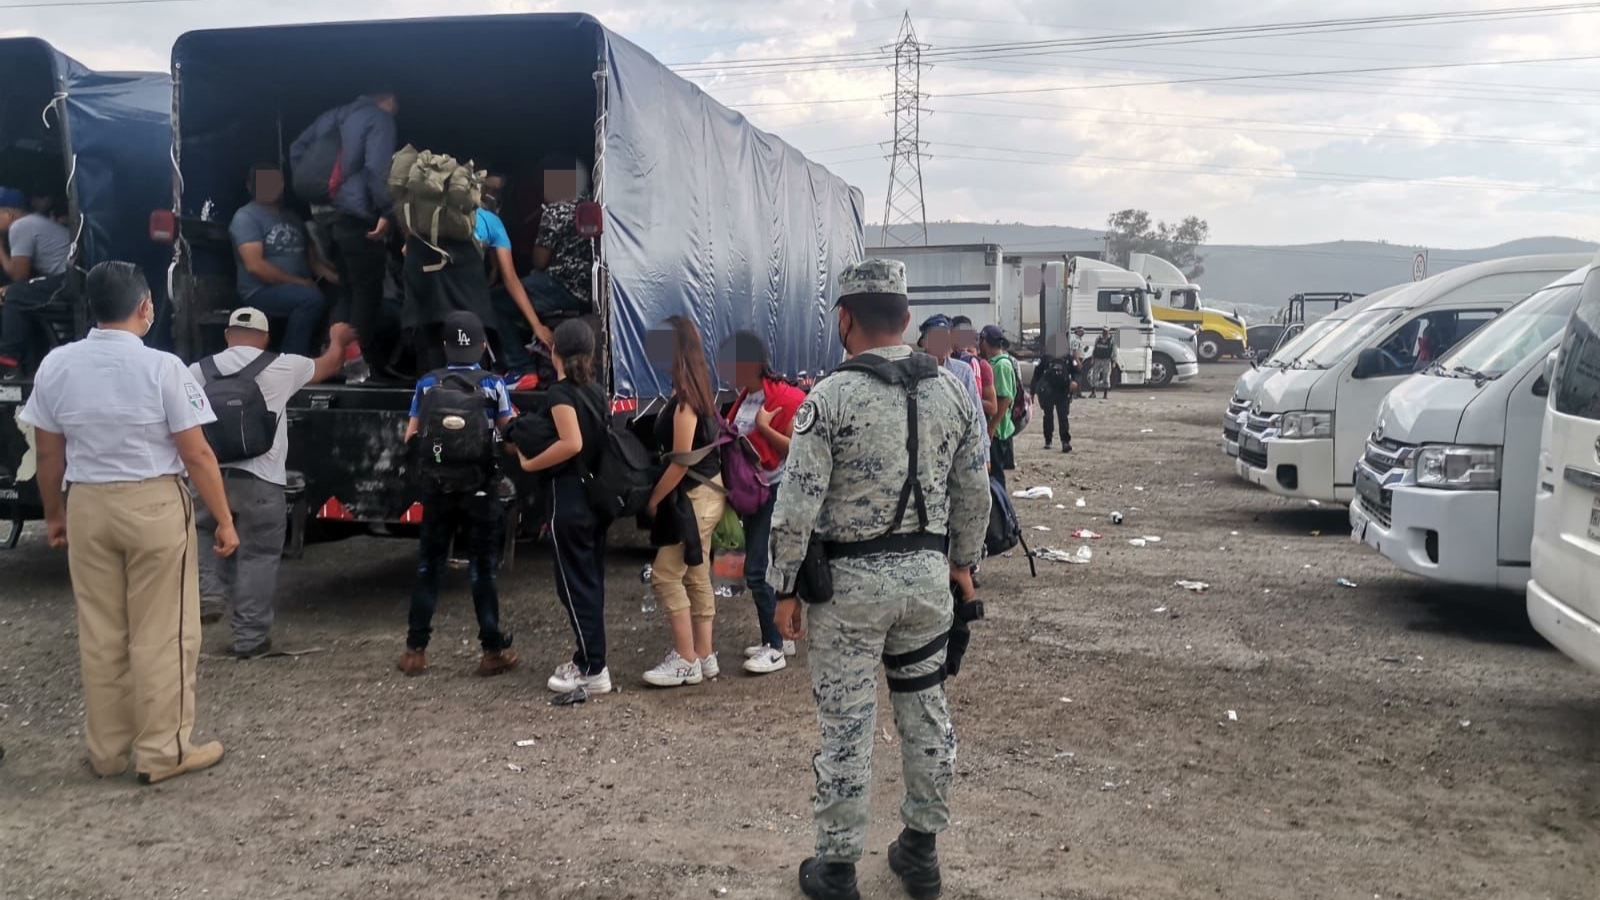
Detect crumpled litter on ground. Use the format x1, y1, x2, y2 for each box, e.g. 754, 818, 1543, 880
1226, 710, 1239, 722
1075, 497, 1088, 507
1035, 546, 1093, 565
1032, 525, 1052, 532
1335, 577, 1358, 589
1014, 486, 1055, 500
1175, 580, 1210, 593
1128, 538, 1148, 548
1071, 528, 1102, 539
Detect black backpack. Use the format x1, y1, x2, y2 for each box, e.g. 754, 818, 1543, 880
292, 117, 343, 204
199, 352, 279, 464
415, 370, 496, 493
985, 476, 1038, 577
584, 418, 662, 522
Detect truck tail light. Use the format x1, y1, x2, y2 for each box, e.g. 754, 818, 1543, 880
575, 200, 603, 238
149, 209, 176, 244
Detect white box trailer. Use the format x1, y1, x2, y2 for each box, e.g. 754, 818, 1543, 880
1036, 258, 1157, 385
868, 244, 1007, 342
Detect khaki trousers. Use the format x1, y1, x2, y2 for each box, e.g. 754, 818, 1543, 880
651, 482, 727, 620
66, 475, 203, 774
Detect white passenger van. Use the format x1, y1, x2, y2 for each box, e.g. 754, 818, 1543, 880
1237, 254, 1588, 503
1527, 258, 1600, 675
1350, 265, 1589, 591
1222, 287, 1404, 459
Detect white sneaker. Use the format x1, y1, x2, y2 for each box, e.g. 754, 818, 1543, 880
701, 652, 721, 679
643, 651, 703, 687
744, 640, 798, 658
547, 662, 613, 695
743, 646, 788, 675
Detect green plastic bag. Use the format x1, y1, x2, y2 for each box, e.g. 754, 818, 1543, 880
712, 507, 745, 552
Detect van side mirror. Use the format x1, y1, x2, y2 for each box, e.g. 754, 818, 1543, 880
1352, 347, 1386, 379
1535, 351, 1558, 397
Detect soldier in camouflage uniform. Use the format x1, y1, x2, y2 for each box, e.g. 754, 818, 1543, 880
770, 259, 991, 900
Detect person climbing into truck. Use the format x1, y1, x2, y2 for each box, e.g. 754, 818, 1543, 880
398, 310, 518, 679
480, 173, 555, 376
290, 91, 399, 382
228, 163, 337, 356
531, 200, 592, 318
390, 147, 500, 374
0, 188, 72, 379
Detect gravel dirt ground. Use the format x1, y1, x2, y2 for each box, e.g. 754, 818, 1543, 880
2, 362, 1597, 900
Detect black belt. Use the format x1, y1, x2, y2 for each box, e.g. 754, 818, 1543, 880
824, 532, 946, 560
220, 468, 264, 482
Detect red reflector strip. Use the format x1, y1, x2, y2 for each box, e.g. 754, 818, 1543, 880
611, 397, 638, 414
400, 503, 425, 524
316, 497, 354, 521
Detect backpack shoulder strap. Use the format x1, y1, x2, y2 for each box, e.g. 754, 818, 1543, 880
237, 351, 279, 382
198, 355, 223, 382
834, 352, 941, 534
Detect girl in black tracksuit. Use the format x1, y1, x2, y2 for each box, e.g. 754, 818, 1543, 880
514, 320, 612, 696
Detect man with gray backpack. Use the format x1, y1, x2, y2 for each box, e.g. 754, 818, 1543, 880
190, 309, 356, 657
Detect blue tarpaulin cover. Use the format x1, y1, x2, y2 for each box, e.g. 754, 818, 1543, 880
0, 38, 172, 299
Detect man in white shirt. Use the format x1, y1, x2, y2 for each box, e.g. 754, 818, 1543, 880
189, 308, 354, 657
19, 261, 239, 785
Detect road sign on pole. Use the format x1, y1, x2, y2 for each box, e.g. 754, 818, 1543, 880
1412, 251, 1428, 282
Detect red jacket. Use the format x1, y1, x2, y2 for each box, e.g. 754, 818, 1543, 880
728, 377, 806, 472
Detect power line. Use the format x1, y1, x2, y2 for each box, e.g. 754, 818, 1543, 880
0, 0, 216, 8
924, 102, 1600, 151
923, 144, 1600, 197
728, 51, 1600, 107
670, 4, 1600, 73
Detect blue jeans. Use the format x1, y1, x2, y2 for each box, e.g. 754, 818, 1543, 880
246, 283, 327, 356
744, 493, 782, 650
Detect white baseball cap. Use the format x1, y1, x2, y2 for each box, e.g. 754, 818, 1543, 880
227, 307, 270, 333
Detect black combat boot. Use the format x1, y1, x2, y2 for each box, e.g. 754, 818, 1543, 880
888, 828, 942, 900
798, 858, 860, 900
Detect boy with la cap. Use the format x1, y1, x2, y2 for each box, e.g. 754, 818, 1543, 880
398, 310, 518, 678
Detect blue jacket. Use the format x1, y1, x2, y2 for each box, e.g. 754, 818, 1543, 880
290, 96, 397, 222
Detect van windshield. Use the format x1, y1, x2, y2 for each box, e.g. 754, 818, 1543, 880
1435, 284, 1582, 381
1293, 308, 1405, 370
1266, 317, 1339, 367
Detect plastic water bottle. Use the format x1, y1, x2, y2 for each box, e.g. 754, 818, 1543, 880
342, 340, 371, 385
640, 565, 656, 613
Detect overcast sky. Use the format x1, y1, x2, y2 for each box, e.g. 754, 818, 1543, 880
7, 0, 1599, 248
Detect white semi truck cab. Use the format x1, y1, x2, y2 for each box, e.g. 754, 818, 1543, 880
1349, 265, 1588, 591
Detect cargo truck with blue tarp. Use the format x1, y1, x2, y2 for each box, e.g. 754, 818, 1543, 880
160, 13, 864, 552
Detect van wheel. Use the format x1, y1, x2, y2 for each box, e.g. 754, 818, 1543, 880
1149, 353, 1175, 388
1197, 332, 1223, 362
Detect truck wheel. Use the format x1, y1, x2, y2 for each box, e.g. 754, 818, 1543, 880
1197, 332, 1223, 362
1149, 353, 1175, 388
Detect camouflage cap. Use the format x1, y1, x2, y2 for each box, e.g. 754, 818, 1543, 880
837, 258, 907, 302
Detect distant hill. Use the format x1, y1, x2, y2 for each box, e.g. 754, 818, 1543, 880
867, 223, 1596, 308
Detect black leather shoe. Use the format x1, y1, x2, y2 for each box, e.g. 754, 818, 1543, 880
888, 829, 942, 900
799, 858, 860, 900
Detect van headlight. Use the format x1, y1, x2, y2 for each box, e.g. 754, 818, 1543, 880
1279, 411, 1333, 439
1414, 445, 1500, 489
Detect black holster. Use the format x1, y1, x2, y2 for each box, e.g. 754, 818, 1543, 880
946, 582, 984, 678
796, 536, 834, 604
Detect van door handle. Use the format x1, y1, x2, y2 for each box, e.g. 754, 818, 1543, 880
1564, 466, 1600, 491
